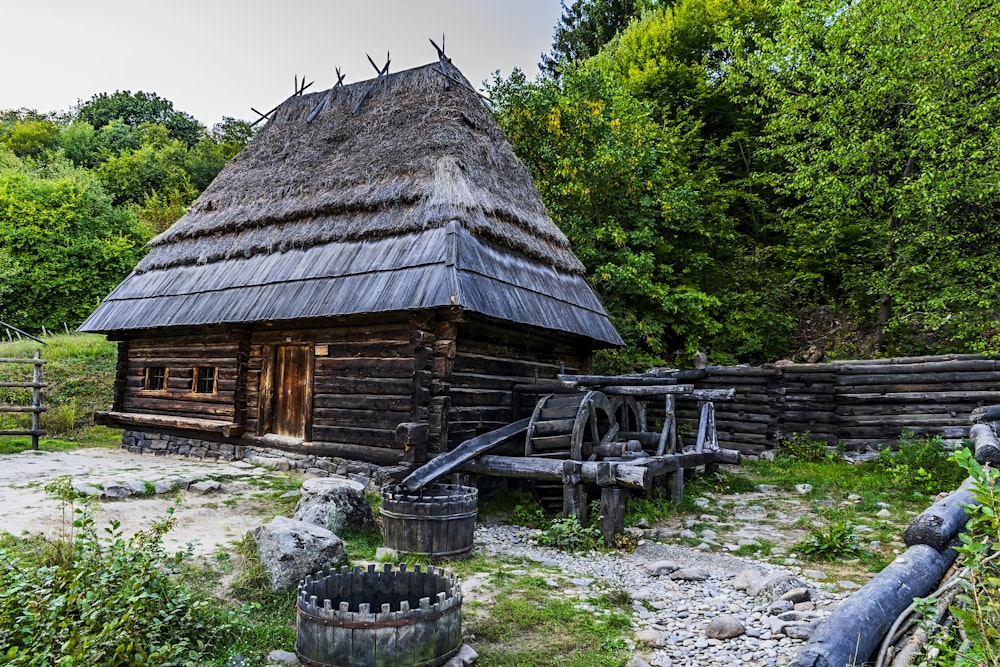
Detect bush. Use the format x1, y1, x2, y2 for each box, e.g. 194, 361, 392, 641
535, 515, 603, 552
869, 431, 966, 495
0, 477, 232, 665
924, 449, 1000, 666
793, 510, 860, 561
780, 432, 831, 462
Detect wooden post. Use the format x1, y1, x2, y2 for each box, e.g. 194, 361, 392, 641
668, 467, 684, 505
31, 350, 41, 450
562, 460, 587, 522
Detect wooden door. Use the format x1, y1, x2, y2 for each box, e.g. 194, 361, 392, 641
270, 344, 313, 439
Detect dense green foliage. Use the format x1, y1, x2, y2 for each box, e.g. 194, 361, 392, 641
498, 0, 1000, 368
0, 99, 254, 334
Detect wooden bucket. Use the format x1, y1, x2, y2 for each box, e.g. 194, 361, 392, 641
295, 563, 462, 667
380, 483, 478, 560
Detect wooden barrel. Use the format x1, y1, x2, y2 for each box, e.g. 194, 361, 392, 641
295, 563, 462, 667
380, 483, 477, 560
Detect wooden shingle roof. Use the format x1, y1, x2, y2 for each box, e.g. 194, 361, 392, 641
80, 62, 622, 346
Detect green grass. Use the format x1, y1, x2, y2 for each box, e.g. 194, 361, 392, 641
0, 333, 118, 448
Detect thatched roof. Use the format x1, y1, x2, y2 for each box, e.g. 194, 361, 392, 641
80, 62, 622, 346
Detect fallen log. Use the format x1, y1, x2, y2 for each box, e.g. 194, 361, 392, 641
903, 477, 977, 551
969, 423, 1000, 467
970, 403, 1000, 423
788, 544, 956, 667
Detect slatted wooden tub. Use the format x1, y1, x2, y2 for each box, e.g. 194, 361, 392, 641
295, 564, 462, 667
380, 483, 478, 560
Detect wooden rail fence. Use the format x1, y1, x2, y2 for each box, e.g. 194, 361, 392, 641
0, 350, 47, 450
675, 354, 1000, 453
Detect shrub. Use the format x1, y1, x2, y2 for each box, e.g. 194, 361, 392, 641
780, 432, 831, 462
535, 516, 603, 552
869, 431, 966, 495
793, 511, 860, 561
0, 477, 232, 665
924, 449, 1000, 666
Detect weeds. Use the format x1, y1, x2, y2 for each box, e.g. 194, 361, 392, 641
793, 509, 860, 561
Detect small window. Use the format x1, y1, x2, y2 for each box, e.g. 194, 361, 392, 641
193, 366, 217, 394
145, 367, 167, 391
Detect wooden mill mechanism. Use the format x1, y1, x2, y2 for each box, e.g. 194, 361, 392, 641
401, 371, 740, 544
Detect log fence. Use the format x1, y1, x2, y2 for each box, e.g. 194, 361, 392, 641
0, 349, 46, 450
678, 354, 1000, 452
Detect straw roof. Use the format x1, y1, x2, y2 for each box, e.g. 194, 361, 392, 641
81, 62, 622, 346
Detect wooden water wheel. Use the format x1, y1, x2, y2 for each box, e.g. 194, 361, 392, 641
524, 391, 618, 513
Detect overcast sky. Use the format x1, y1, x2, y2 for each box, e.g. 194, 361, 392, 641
2, 0, 563, 128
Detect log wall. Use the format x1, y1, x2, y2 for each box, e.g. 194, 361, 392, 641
448, 318, 590, 448
680, 354, 1000, 452
120, 331, 245, 421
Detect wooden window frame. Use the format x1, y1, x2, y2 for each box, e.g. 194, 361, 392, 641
144, 366, 168, 391
192, 366, 218, 394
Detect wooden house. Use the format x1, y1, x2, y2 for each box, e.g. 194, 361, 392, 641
80, 62, 622, 465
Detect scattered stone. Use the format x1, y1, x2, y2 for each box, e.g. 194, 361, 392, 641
670, 567, 710, 581
443, 644, 479, 667
847, 493, 862, 503
876, 508, 892, 518
749, 571, 808, 604
679, 529, 698, 540
190, 480, 222, 494
767, 600, 793, 614
733, 568, 762, 591
700, 529, 718, 540
72, 481, 102, 497
780, 587, 812, 604
754, 484, 776, 493
646, 560, 680, 576
626, 657, 653, 667
838, 580, 861, 591
705, 614, 746, 639
802, 568, 827, 581
265, 650, 300, 666
102, 484, 132, 498
125, 480, 150, 495
794, 484, 814, 495
876, 501, 892, 509
634, 518, 650, 529
794, 601, 816, 612
636, 628, 666, 647
251, 516, 347, 592
280, 490, 302, 499
783, 621, 819, 640
694, 497, 711, 508
293, 476, 374, 533
154, 480, 175, 494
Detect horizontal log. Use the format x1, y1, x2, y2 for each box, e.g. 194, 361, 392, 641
836, 359, 999, 375
312, 407, 408, 429
96, 410, 240, 435
0, 381, 46, 388
971, 404, 1000, 423
837, 391, 1000, 404
448, 388, 513, 407
841, 414, 968, 427
600, 384, 694, 396
313, 377, 412, 395
970, 423, 1000, 467
458, 455, 650, 490
835, 370, 1000, 387
705, 366, 778, 377
557, 374, 678, 387
788, 544, 956, 667
0, 429, 45, 436
240, 434, 405, 465
903, 477, 977, 550
838, 403, 969, 417
313, 394, 411, 411
0, 357, 46, 365
0, 405, 46, 413
311, 425, 395, 448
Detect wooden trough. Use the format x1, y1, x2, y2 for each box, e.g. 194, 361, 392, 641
400, 373, 740, 545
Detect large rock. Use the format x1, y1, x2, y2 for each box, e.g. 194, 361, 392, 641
748, 571, 808, 604
293, 476, 374, 534
251, 516, 347, 592
705, 614, 746, 639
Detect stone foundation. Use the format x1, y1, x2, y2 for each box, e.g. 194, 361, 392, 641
121, 430, 398, 489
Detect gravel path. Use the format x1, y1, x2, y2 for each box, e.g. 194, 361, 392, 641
474, 524, 849, 667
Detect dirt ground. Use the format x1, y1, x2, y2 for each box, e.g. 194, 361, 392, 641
0, 447, 293, 556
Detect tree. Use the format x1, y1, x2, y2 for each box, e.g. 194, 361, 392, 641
74, 91, 204, 148
0, 119, 61, 158
728, 0, 1000, 354
490, 66, 733, 370
541, 0, 653, 75
0, 160, 151, 330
